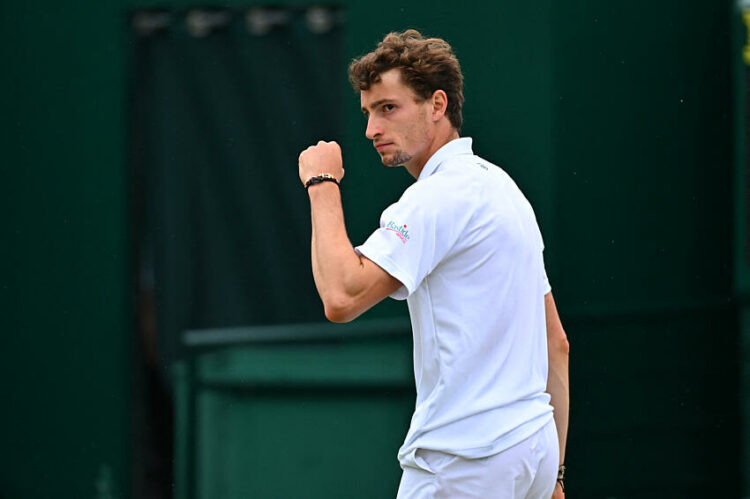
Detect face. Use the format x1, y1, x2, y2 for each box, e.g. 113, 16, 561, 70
360, 69, 434, 169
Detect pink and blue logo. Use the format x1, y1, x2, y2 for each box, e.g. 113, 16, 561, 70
385, 220, 410, 244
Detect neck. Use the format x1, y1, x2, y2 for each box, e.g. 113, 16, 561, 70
404, 126, 460, 179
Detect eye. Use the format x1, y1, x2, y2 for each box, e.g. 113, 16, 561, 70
383, 104, 395, 112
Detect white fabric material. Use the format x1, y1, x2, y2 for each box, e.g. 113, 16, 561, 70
355, 138, 554, 470
396, 418, 559, 499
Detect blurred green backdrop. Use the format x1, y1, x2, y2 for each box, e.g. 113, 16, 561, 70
1, 0, 742, 497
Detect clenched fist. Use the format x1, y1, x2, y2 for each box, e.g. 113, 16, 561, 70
298, 140, 345, 187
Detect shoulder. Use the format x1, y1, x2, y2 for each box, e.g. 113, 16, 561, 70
402, 167, 475, 210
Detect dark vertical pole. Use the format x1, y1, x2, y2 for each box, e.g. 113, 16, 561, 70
734, 1, 750, 496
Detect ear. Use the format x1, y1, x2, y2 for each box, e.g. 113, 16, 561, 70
430, 90, 448, 122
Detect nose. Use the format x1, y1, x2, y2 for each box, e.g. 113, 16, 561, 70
365, 115, 382, 140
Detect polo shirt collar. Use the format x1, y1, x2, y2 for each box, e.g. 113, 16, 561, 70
417, 137, 473, 181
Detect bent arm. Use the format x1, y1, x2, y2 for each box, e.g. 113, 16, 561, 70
308, 182, 401, 323
545, 292, 569, 464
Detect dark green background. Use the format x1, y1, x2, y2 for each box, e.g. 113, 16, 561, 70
2, 0, 742, 497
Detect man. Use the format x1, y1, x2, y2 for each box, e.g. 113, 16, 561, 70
298, 30, 569, 499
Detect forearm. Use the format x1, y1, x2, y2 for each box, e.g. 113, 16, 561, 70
547, 343, 569, 463
544, 292, 569, 464
307, 182, 365, 314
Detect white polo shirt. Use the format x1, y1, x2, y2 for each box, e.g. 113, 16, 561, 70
355, 137, 554, 470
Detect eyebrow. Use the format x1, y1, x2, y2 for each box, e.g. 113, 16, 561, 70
361, 98, 394, 113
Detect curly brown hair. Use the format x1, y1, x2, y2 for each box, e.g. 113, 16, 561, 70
348, 29, 464, 132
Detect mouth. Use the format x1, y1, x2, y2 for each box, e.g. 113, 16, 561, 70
374, 142, 392, 152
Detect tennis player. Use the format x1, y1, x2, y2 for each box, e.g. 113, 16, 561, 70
298, 30, 569, 499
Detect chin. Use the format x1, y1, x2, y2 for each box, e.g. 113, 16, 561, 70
381, 151, 411, 168
381, 159, 403, 168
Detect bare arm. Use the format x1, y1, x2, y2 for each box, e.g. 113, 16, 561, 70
545, 292, 569, 497
300, 141, 402, 323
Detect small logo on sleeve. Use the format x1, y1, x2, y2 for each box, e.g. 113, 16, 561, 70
385, 221, 410, 244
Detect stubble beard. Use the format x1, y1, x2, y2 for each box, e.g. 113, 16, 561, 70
381, 149, 413, 167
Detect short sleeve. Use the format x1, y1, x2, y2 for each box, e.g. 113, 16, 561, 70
539, 231, 552, 295
355, 175, 471, 300
541, 261, 552, 295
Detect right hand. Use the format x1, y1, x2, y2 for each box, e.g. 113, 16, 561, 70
298, 140, 345, 187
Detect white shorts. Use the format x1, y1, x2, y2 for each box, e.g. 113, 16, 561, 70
396, 418, 559, 499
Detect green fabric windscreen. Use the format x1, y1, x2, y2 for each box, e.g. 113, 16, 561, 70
129, 8, 344, 376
